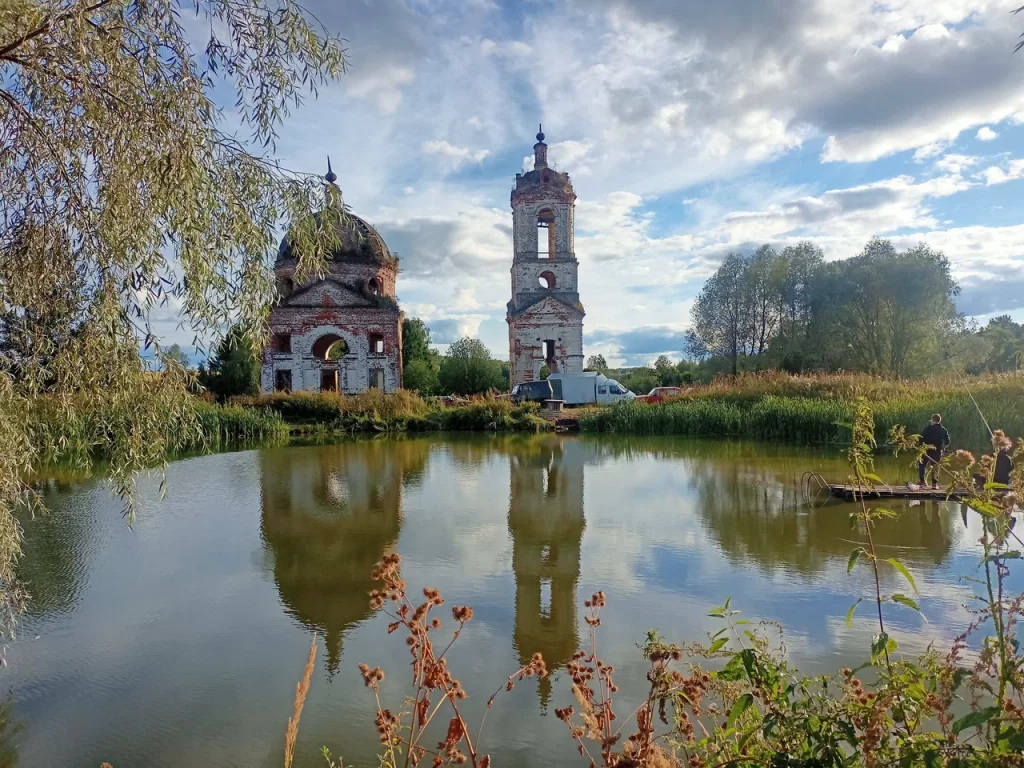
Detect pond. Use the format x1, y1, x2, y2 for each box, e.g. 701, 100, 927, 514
3, 435, 1004, 766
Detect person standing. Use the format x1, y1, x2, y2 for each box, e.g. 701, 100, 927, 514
919, 414, 950, 489
994, 431, 1014, 486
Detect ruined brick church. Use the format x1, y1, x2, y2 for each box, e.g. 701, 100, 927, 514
507, 127, 585, 386
261, 162, 403, 394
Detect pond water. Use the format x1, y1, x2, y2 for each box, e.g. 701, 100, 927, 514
2, 435, 1008, 766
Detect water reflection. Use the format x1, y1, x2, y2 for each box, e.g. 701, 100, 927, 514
18, 476, 99, 618
508, 437, 585, 707
9, 435, 990, 768
259, 440, 429, 672
691, 461, 956, 574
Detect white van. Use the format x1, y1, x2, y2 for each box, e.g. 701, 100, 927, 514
546, 372, 635, 406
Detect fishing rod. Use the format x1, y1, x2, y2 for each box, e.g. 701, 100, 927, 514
942, 353, 994, 439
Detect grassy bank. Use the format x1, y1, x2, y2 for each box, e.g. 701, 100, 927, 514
231, 390, 550, 434
26, 394, 289, 467
579, 372, 1024, 446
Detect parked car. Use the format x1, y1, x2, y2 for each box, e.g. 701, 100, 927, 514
635, 386, 685, 404
546, 372, 635, 406
510, 380, 553, 404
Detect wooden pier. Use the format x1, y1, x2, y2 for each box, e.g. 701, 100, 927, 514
826, 483, 966, 502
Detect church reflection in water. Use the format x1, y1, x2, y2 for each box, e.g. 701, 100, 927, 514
508, 436, 587, 707
259, 440, 429, 673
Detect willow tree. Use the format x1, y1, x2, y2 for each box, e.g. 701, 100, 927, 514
0, 0, 350, 642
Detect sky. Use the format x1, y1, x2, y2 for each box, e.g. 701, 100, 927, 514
170, 0, 1024, 366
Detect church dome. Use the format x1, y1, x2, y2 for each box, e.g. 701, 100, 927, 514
275, 159, 397, 268
275, 210, 396, 267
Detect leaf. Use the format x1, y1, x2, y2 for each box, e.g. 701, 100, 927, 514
718, 649, 756, 682
727, 693, 754, 729
887, 558, 918, 593
891, 593, 920, 613
717, 653, 747, 681
951, 705, 1001, 734
708, 637, 728, 654
848, 547, 866, 573
846, 598, 862, 627
871, 632, 897, 661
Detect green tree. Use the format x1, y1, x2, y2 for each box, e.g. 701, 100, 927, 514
403, 358, 440, 395
827, 239, 960, 375
619, 367, 659, 396
977, 315, 1024, 372
770, 242, 824, 372
691, 253, 748, 375
400, 317, 440, 393
201, 327, 260, 400
1, 0, 348, 627
585, 354, 608, 371
438, 338, 505, 396
742, 244, 783, 361
402, 317, 433, 366
162, 344, 191, 369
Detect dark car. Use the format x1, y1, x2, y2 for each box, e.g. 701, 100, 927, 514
510, 380, 553, 404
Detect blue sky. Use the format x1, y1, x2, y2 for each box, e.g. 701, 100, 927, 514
165, 0, 1024, 366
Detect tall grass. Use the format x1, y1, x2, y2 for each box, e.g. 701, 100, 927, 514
580, 372, 1024, 447
232, 391, 550, 433
192, 403, 288, 446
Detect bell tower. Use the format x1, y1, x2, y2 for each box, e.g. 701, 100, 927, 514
507, 126, 585, 387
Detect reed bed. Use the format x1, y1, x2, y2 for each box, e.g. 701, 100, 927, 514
233, 391, 549, 433
580, 372, 1024, 447
192, 403, 288, 446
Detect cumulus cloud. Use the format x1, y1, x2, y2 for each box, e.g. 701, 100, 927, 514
976, 126, 999, 141
979, 159, 1024, 186
588, 325, 692, 361
152, 0, 1024, 361
422, 140, 490, 169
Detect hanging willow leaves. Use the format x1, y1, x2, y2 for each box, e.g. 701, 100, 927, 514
0, 0, 350, 647
887, 558, 918, 593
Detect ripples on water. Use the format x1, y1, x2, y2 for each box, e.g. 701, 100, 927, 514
5, 435, 1015, 767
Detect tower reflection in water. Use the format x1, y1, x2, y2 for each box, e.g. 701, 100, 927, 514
259, 440, 428, 673
508, 436, 586, 707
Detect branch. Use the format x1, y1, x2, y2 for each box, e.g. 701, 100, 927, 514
0, 0, 119, 60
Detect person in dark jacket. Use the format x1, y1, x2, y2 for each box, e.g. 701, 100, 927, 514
994, 433, 1014, 486
919, 414, 950, 489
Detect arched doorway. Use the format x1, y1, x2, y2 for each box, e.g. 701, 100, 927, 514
311, 333, 351, 392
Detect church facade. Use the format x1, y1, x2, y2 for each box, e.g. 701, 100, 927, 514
261, 164, 403, 394
506, 128, 585, 387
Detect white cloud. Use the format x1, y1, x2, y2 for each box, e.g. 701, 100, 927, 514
479, 38, 532, 57
421, 140, 490, 169
979, 158, 1024, 186
934, 154, 978, 175
976, 126, 999, 141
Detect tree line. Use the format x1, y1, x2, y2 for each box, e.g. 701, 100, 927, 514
686, 238, 1022, 378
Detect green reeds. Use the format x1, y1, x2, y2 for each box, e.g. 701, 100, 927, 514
579, 373, 1024, 447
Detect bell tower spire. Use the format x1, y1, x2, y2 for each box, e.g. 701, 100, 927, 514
533, 124, 548, 169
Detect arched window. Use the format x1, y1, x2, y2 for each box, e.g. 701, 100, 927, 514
538, 271, 556, 290
366, 277, 381, 296
536, 209, 556, 258
279, 277, 294, 298
312, 333, 349, 361
326, 339, 349, 360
